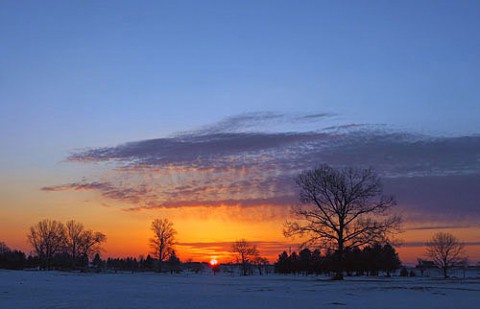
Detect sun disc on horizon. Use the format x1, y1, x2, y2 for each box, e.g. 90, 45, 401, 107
210, 258, 218, 266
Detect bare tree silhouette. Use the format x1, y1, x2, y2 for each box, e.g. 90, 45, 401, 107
65, 220, 84, 267
150, 218, 176, 272
285, 165, 400, 279
232, 239, 259, 276
27, 219, 66, 270
426, 232, 465, 279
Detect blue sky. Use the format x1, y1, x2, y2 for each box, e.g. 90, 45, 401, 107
1, 1, 480, 260
2, 1, 479, 155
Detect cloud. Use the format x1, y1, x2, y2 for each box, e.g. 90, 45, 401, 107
400, 241, 480, 248
42, 181, 153, 205
301, 113, 336, 119
41, 182, 112, 192
43, 112, 480, 225
405, 224, 478, 231
176, 241, 302, 262
179, 111, 336, 135
384, 175, 480, 216
68, 127, 480, 179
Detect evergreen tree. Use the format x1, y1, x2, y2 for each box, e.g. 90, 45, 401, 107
381, 243, 401, 276
92, 253, 104, 270
274, 251, 289, 274
0, 244, 26, 270
167, 250, 182, 274
298, 248, 312, 275
144, 255, 155, 271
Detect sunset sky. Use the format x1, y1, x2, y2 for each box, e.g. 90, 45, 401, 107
1, 1, 480, 265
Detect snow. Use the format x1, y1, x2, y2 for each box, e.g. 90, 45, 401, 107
1, 270, 479, 309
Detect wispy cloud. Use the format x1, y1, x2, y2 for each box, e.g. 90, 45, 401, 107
43, 112, 480, 224
405, 224, 477, 231
42, 182, 112, 192
42, 181, 153, 205
177, 241, 302, 262
400, 241, 480, 248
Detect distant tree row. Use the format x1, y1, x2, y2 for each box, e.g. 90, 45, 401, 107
92, 252, 182, 273
0, 241, 26, 269
0, 241, 76, 270
0, 242, 186, 274
26, 219, 106, 270
1, 164, 468, 281
0, 217, 183, 274
275, 243, 401, 276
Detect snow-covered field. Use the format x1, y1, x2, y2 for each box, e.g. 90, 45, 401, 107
1, 270, 479, 309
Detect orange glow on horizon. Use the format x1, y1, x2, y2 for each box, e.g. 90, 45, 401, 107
1, 192, 479, 266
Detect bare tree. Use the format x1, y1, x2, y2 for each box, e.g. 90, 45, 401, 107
27, 219, 66, 270
78, 230, 106, 260
284, 165, 400, 279
426, 232, 465, 279
150, 218, 176, 272
65, 220, 107, 268
232, 239, 259, 276
253, 256, 269, 275
65, 220, 84, 267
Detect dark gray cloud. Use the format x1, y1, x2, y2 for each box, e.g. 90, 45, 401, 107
68, 128, 480, 179
67, 132, 325, 167
384, 175, 480, 214
44, 112, 480, 225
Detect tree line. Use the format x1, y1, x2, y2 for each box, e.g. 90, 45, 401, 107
0, 241, 27, 270
275, 243, 401, 276
95, 252, 182, 273
27, 219, 106, 270
0, 165, 468, 279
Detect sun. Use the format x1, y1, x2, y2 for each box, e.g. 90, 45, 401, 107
209, 258, 218, 266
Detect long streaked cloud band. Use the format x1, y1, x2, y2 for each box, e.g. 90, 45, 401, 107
42, 112, 480, 222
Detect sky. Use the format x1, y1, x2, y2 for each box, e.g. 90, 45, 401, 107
1, 0, 479, 264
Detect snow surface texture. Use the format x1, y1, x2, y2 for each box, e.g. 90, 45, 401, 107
1, 270, 479, 309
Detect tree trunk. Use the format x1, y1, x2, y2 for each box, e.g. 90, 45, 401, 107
334, 240, 344, 280
72, 246, 76, 268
